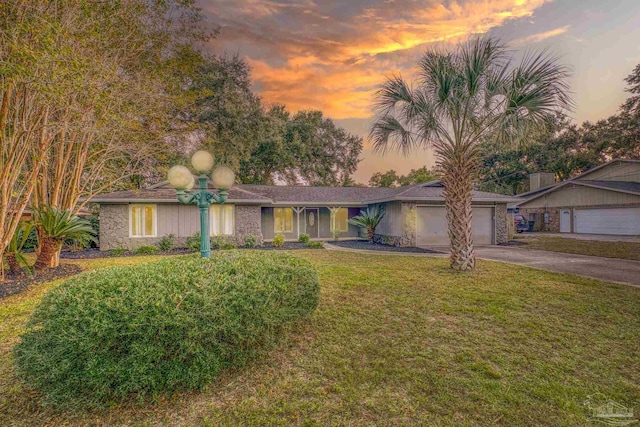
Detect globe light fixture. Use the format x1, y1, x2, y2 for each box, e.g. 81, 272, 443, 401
211, 165, 235, 189
167, 150, 234, 259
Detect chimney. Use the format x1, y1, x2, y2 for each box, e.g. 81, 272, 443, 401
529, 172, 555, 192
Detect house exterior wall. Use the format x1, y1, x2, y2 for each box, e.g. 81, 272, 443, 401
519, 203, 640, 233
99, 203, 262, 250
577, 161, 640, 182
373, 202, 417, 246
519, 184, 640, 209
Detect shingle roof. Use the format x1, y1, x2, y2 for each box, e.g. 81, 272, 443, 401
91, 180, 520, 205
577, 180, 640, 194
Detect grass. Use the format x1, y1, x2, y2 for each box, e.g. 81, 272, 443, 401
1, 251, 639, 426
519, 235, 640, 261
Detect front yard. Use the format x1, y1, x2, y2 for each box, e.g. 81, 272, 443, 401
518, 235, 640, 261
1, 251, 639, 426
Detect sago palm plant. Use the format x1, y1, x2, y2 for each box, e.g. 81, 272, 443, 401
33, 206, 96, 269
371, 37, 571, 270
349, 205, 385, 242
4, 221, 36, 275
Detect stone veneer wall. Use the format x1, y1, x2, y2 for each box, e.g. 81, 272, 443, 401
495, 203, 508, 244
373, 202, 417, 247
98, 203, 263, 251
232, 205, 263, 246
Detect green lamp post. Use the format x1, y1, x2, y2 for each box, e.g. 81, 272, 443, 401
167, 150, 235, 259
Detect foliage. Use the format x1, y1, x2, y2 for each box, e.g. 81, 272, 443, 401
332, 229, 340, 241
157, 235, 175, 252
272, 234, 285, 248
13, 252, 320, 408
243, 235, 258, 248
33, 206, 97, 269
4, 222, 36, 275
371, 37, 571, 270
219, 241, 237, 250
134, 245, 158, 255
298, 233, 311, 244
306, 241, 324, 248
369, 167, 438, 187
186, 233, 201, 252
110, 248, 126, 256
348, 205, 386, 241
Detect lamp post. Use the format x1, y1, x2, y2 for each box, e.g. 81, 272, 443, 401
167, 150, 235, 259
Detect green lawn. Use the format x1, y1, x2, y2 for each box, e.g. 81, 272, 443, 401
519, 235, 640, 261
1, 251, 639, 426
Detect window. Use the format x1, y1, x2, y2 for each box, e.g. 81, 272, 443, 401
130, 205, 157, 237
331, 208, 349, 232
211, 204, 235, 236
274, 208, 293, 233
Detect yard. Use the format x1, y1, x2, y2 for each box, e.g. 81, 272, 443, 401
1, 251, 639, 426
518, 235, 640, 261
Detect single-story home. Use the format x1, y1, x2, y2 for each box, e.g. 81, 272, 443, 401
516, 158, 640, 235
91, 180, 519, 250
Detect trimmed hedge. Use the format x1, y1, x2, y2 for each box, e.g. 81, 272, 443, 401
14, 252, 319, 408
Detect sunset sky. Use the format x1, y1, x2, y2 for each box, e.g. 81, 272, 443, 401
200, 0, 640, 184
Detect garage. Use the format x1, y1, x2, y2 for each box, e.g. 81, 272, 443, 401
574, 207, 640, 235
416, 206, 494, 246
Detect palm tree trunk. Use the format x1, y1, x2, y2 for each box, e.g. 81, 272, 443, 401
367, 227, 375, 241
5, 253, 21, 273
441, 160, 475, 271
34, 237, 62, 270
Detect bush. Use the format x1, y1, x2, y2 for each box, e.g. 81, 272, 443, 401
307, 241, 324, 248
157, 234, 175, 252
243, 235, 258, 248
110, 247, 126, 256
272, 233, 285, 247
332, 229, 340, 241
186, 233, 201, 252
220, 241, 236, 250
13, 252, 320, 408
134, 245, 158, 255
298, 233, 310, 244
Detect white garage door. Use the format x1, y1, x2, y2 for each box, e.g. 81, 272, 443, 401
416, 206, 494, 246
574, 207, 640, 235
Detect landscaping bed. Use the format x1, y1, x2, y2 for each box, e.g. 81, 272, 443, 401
329, 239, 444, 253
0, 264, 82, 299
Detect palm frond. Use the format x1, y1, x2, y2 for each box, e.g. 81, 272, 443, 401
34, 206, 97, 245
369, 115, 416, 155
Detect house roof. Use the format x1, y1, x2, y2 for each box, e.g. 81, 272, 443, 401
516, 158, 640, 206
91, 179, 520, 206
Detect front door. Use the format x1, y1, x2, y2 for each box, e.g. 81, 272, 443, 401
560, 209, 571, 233
305, 208, 319, 238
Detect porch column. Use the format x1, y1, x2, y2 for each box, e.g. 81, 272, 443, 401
292, 207, 305, 239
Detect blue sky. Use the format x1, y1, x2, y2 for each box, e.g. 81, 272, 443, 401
201, 0, 640, 183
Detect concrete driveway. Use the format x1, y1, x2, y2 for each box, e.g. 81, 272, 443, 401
473, 246, 640, 287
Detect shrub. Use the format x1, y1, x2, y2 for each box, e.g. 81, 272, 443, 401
14, 252, 320, 408
186, 233, 201, 252
298, 233, 310, 244
157, 234, 175, 252
220, 241, 236, 250
332, 229, 340, 241
110, 248, 126, 256
307, 241, 324, 248
272, 233, 285, 247
134, 245, 158, 255
243, 235, 258, 248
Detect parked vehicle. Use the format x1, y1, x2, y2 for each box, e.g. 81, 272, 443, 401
514, 214, 529, 233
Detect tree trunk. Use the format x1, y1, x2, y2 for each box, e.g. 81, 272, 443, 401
5, 253, 21, 273
367, 227, 375, 241
441, 161, 476, 271
34, 237, 62, 270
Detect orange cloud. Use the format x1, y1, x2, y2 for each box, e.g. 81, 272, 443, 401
207, 0, 553, 119
512, 25, 570, 45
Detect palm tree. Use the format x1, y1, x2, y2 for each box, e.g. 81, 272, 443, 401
370, 37, 571, 270
349, 205, 385, 241
33, 206, 96, 269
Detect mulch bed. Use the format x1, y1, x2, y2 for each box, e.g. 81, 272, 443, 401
0, 264, 83, 300
329, 240, 444, 254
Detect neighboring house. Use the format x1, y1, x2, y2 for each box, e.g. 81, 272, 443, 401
516, 159, 640, 235
91, 180, 518, 250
